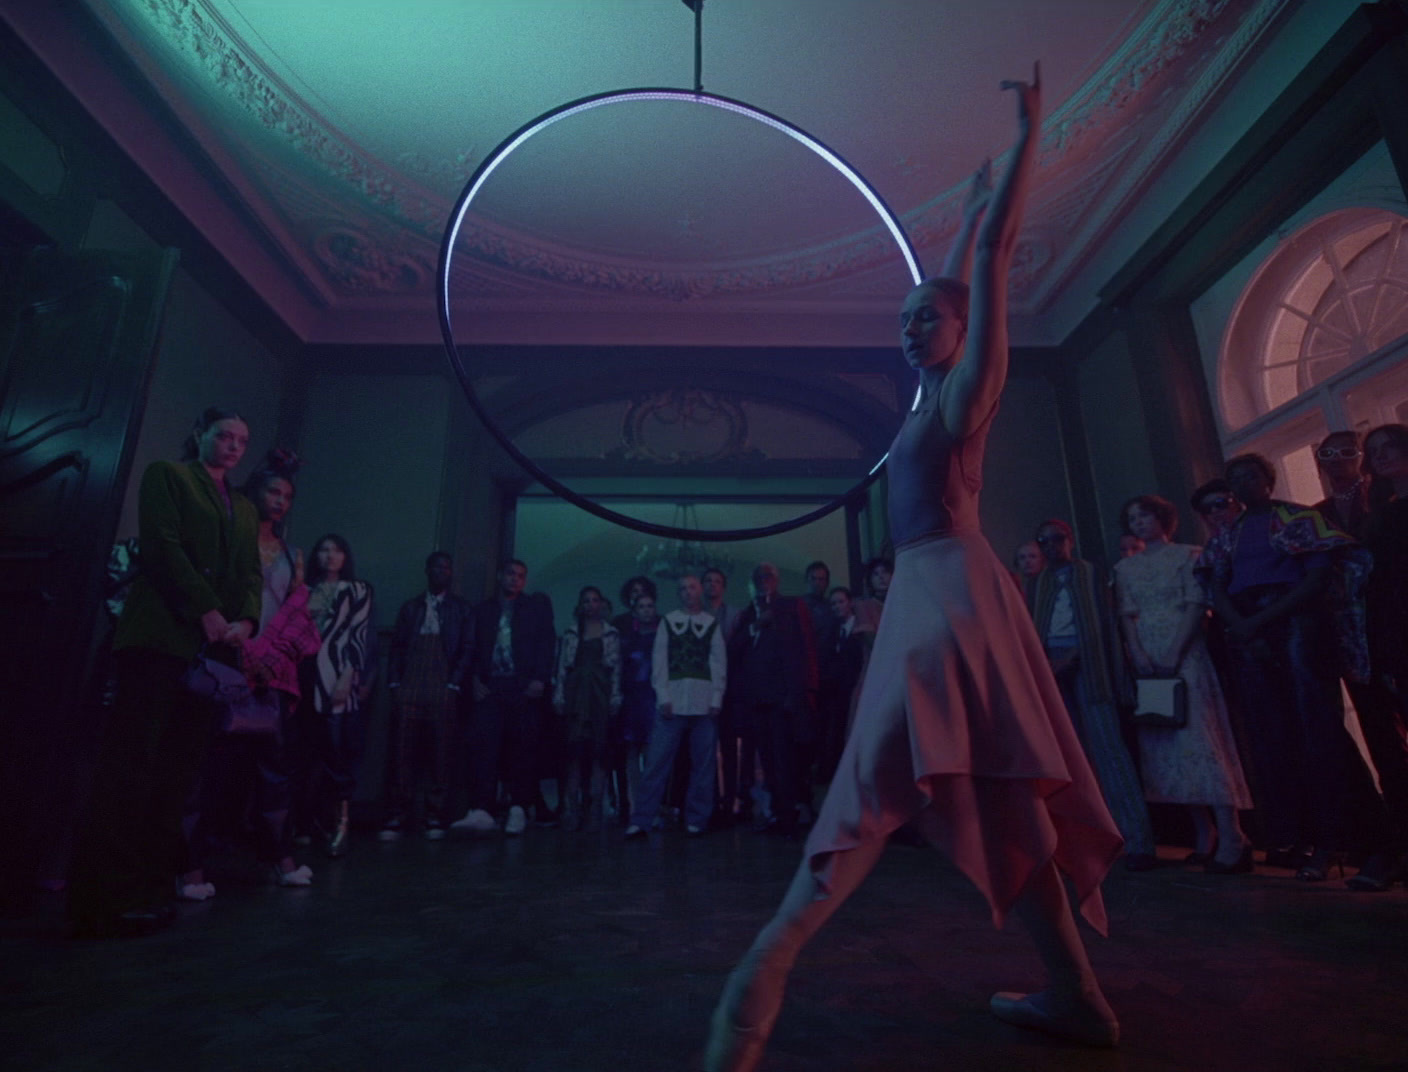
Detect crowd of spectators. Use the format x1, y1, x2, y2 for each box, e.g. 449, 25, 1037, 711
67, 407, 1408, 938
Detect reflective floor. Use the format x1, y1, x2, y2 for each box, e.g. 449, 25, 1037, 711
6, 826, 1407, 1072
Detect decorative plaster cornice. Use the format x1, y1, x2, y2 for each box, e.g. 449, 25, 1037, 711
97, 0, 1273, 307
1025, 0, 1292, 311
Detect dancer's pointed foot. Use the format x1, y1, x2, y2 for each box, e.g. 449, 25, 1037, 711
703, 1004, 770, 1072
989, 988, 1119, 1047
703, 953, 786, 1072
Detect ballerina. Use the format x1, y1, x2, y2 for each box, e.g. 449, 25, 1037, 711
704, 66, 1124, 1071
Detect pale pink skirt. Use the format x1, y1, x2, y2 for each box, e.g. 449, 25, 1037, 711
805, 531, 1123, 934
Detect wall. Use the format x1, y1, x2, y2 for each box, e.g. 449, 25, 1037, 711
1076, 329, 1161, 551
979, 372, 1072, 565
292, 372, 453, 627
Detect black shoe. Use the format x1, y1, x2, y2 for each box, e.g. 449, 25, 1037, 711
1345, 852, 1400, 891
1205, 845, 1254, 874
1295, 848, 1344, 882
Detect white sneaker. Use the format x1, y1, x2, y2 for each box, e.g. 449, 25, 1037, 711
177, 881, 216, 901
450, 808, 498, 834
504, 805, 527, 836
273, 864, 313, 887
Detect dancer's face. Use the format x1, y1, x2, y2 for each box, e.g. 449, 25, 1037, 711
632, 595, 656, 623
900, 286, 965, 371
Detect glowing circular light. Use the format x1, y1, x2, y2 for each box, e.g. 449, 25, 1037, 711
438, 87, 923, 542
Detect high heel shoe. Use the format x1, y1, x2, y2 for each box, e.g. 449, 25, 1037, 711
1295, 848, 1344, 882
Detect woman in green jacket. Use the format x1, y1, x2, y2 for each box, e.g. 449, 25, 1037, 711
68, 407, 262, 937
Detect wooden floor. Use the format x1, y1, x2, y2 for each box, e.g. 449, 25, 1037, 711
6, 822, 1408, 1072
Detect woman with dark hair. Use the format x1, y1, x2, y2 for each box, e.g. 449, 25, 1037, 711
552, 586, 622, 830
68, 407, 262, 936
295, 533, 375, 857
615, 589, 661, 826
612, 575, 657, 632
851, 555, 893, 634
183, 450, 320, 893
708, 71, 1125, 1070
1113, 494, 1253, 871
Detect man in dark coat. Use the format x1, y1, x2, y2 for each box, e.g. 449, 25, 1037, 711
380, 552, 474, 840
726, 562, 818, 836
453, 559, 555, 836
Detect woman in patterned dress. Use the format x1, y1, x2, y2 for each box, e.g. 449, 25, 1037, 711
296, 533, 374, 857
1114, 494, 1254, 872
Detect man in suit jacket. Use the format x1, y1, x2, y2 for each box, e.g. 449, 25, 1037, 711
726, 562, 818, 836
381, 552, 475, 840
453, 559, 555, 836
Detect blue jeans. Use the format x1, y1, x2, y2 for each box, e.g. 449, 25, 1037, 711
631, 715, 718, 829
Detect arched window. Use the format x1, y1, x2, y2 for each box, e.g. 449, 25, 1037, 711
1219, 208, 1408, 503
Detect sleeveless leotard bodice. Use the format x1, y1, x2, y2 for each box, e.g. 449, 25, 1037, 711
886, 399, 994, 546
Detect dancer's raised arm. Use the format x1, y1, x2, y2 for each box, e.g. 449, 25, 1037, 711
939, 159, 992, 284
939, 64, 1041, 439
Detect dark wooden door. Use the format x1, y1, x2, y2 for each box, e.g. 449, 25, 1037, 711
0, 244, 176, 910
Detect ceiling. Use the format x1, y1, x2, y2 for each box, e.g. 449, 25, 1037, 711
34, 0, 1302, 348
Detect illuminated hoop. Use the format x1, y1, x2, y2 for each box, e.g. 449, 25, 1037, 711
437, 87, 924, 542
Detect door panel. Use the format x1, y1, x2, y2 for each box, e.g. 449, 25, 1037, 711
0, 244, 176, 906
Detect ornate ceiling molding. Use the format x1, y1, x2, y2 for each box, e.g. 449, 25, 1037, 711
93, 0, 1279, 308
1025, 0, 1292, 310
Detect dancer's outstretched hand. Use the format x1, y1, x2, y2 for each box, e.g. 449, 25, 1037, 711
962, 159, 993, 220
1000, 62, 1042, 128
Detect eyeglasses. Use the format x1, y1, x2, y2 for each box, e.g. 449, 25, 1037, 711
1035, 534, 1069, 546
1316, 445, 1361, 461
1196, 496, 1234, 514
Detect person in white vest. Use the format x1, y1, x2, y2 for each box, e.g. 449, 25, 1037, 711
625, 574, 726, 838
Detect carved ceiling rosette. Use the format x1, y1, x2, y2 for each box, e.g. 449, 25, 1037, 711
609, 389, 764, 465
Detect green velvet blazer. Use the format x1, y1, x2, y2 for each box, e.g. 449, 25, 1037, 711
113, 460, 262, 662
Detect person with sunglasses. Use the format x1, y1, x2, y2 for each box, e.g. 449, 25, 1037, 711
1312, 431, 1370, 538
1190, 479, 1243, 537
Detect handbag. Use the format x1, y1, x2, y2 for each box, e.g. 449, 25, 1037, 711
184, 650, 282, 736
1131, 676, 1188, 728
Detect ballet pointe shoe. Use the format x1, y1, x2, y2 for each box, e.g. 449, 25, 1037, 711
703, 952, 787, 1072
989, 988, 1120, 1048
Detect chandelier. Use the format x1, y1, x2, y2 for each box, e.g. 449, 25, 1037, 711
635, 503, 734, 582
